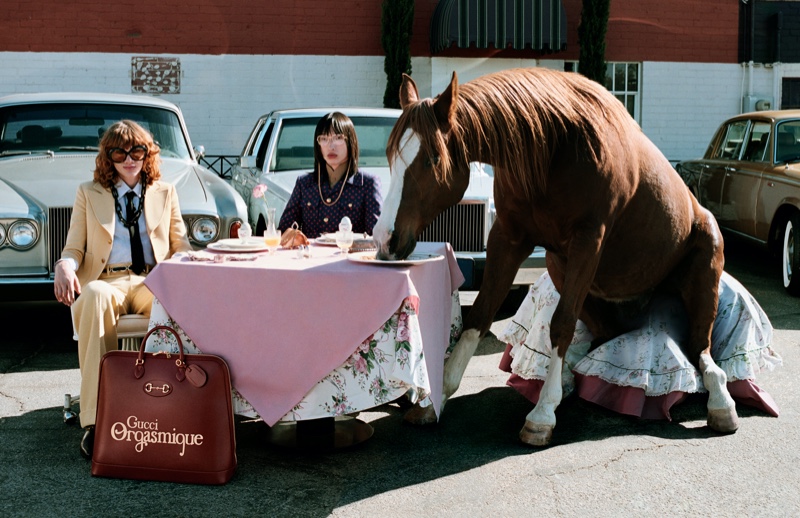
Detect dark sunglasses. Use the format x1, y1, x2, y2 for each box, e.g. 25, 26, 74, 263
108, 145, 148, 163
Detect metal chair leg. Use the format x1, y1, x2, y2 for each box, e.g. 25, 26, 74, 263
63, 393, 79, 424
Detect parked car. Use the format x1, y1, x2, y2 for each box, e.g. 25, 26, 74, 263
229, 107, 544, 290
0, 92, 248, 301
676, 109, 800, 295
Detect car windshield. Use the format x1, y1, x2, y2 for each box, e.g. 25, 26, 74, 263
0, 103, 192, 160
271, 116, 396, 172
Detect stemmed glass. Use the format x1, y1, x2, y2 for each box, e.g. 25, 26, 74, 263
238, 221, 252, 243
264, 229, 282, 255
335, 230, 353, 255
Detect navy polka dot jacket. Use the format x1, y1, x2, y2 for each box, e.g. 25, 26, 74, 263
277, 170, 382, 238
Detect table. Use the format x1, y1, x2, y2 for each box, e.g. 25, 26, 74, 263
142, 242, 464, 428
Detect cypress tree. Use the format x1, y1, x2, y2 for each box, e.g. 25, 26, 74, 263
381, 0, 414, 109
577, 0, 610, 85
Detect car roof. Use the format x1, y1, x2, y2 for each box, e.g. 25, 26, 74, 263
734, 109, 800, 122
0, 92, 180, 111
260, 107, 402, 120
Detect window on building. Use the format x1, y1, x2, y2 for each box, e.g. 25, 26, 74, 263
564, 62, 641, 122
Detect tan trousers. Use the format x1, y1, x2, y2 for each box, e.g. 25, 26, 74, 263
72, 271, 153, 428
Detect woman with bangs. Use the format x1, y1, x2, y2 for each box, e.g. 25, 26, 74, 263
278, 111, 382, 240
54, 119, 192, 460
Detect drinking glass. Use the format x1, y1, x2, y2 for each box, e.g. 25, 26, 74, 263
335, 230, 353, 255
264, 229, 281, 255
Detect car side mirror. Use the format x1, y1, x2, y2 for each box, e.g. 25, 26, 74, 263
194, 145, 205, 159
240, 155, 258, 169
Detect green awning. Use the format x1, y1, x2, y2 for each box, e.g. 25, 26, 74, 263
430, 0, 568, 53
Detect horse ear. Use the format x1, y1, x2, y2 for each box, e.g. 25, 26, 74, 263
433, 72, 458, 133
399, 74, 419, 109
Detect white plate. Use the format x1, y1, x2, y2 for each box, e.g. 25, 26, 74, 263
207, 238, 269, 253
347, 251, 444, 266
315, 233, 375, 247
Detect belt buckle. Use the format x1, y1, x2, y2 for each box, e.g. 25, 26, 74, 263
106, 264, 131, 275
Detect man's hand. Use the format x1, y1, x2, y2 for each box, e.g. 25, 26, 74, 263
54, 260, 81, 306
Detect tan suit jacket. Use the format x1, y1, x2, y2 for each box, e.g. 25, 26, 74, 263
61, 180, 193, 286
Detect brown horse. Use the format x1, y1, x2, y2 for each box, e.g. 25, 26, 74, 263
373, 68, 736, 446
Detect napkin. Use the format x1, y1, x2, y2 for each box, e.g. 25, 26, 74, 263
187, 251, 259, 262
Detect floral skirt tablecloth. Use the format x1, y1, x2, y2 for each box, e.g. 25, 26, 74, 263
497, 271, 783, 419
146, 294, 462, 422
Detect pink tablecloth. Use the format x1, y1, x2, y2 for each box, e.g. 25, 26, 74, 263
144, 242, 464, 426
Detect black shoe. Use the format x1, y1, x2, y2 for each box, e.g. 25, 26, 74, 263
80, 426, 95, 460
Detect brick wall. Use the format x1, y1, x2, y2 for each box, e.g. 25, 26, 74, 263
0, 1, 771, 161
0, 0, 386, 55
604, 0, 739, 63
1, 0, 739, 63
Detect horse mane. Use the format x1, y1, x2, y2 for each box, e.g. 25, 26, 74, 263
388, 68, 638, 198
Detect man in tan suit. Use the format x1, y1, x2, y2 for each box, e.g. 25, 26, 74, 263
54, 120, 192, 459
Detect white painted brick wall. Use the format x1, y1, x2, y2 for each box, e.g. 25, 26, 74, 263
0, 52, 790, 163
0, 52, 389, 155
641, 62, 744, 162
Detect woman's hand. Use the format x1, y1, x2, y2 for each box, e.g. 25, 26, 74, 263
54, 260, 81, 306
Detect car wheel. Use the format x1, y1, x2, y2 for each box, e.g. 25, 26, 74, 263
782, 213, 800, 296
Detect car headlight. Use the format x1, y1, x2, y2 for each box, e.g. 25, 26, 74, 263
0, 224, 6, 244
8, 220, 39, 250
190, 217, 218, 244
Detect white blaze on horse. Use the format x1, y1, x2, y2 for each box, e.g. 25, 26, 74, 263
373, 68, 736, 446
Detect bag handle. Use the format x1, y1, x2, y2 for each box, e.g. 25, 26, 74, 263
135, 325, 187, 380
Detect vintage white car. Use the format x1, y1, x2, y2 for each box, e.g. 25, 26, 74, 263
0, 92, 248, 301
230, 107, 543, 290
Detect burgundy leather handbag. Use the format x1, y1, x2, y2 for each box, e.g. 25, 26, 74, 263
91, 325, 237, 485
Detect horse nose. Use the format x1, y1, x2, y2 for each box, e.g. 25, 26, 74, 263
373, 226, 394, 259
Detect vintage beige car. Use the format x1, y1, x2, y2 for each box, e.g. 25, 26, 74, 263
0, 92, 248, 301
677, 110, 800, 295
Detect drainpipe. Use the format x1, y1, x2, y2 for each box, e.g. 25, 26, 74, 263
750, 0, 755, 63
776, 11, 783, 63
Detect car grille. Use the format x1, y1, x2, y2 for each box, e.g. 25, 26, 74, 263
49, 207, 72, 272
419, 202, 486, 252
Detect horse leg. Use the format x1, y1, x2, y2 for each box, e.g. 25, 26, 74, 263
520, 354, 563, 446
404, 223, 532, 425
680, 210, 738, 433
520, 229, 604, 446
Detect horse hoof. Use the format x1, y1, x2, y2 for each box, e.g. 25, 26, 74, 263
707, 408, 739, 434
519, 421, 553, 447
403, 404, 439, 426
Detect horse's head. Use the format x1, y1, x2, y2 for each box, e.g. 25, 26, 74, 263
374, 73, 471, 260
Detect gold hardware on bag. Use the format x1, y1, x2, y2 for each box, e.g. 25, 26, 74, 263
145, 382, 172, 394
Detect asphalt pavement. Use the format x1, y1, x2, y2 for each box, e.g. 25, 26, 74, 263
1, 237, 798, 517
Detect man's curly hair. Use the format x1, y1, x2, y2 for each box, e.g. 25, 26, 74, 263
94, 120, 161, 189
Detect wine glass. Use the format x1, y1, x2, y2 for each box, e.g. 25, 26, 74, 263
335, 230, 353, 255
238, 221, 252, 243
264, 229, 281, 255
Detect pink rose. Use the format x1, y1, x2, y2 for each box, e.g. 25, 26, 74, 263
396, 312, 411, 342
252, 184, 267, 198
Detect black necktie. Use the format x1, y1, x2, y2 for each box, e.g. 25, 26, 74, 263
125, 191, 145, 275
